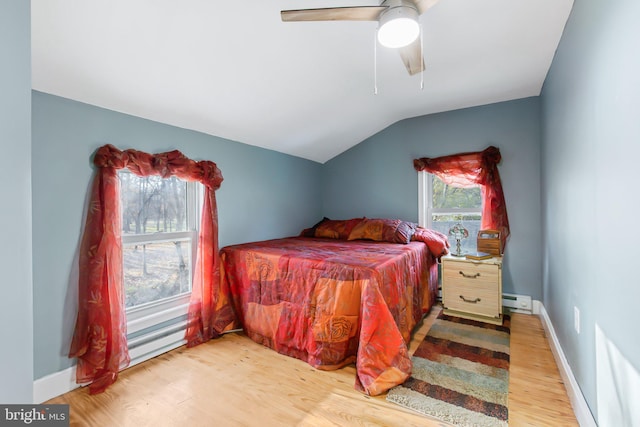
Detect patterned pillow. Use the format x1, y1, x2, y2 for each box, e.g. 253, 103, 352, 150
411, 227, 450, 256
347, 218, 416, 244
300, 217, 330, 237
314, 217, 365, 240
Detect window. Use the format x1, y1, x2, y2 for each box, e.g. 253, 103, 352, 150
418, 172, 482, 254
71, 145, 224, 393
119, 171, 201, 318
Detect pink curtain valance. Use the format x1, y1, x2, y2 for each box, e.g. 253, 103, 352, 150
413, 145, 510, 249
70, 144, 226, 394
92, 144, 223, 189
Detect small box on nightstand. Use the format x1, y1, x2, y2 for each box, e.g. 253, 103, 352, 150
477, 229, 502, 256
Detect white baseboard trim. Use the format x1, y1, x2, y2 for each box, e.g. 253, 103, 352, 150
33, 333, 187, 403
33, 366, 81, 404
537, 301, 597, 427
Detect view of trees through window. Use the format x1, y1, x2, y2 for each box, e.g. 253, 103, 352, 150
430, 175, 482, 254
120, 172, 188, 234
119, 172, 195, 309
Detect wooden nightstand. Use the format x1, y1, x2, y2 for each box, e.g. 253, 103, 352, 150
441, 254, 503, 325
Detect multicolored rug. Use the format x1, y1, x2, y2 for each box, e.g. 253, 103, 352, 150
386, 311, 510, 427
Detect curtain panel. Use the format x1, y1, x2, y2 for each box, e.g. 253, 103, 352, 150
69, 144, 226, 394
413, 145, 510, 249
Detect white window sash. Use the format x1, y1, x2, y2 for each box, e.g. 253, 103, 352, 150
418, 171, 428, 227
431, 208, 483, 215
120, 176, 201, 317
121, 231, 195, 245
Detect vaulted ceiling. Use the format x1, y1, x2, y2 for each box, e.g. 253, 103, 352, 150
31, 0, 573, 163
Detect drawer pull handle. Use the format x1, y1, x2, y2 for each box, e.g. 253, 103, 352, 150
459, 271, 480, 279
460, 295, 481, 304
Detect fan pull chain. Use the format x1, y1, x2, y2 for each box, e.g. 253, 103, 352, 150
420, 24, 424, 90
374, 29, 379, 95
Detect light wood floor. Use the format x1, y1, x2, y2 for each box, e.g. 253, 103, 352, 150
48, 307, 578, 426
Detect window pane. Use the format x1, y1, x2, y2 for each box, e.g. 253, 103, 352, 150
119, 172, 188, 234
432, 214, 482, 254
430, 175, 482, 254
123, 240, 192, 308
432, 176, 481, 209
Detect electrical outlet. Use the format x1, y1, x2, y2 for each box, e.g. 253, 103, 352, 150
574, 306, 580, 334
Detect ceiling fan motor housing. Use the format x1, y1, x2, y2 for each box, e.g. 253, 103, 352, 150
378, 0, 420, 48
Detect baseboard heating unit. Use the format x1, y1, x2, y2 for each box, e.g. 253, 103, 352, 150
502, 293, 533, 314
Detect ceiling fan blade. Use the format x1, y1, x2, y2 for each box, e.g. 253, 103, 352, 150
412, 0, 440, 15
281, 6, 387, 22
398, 38, 425, 75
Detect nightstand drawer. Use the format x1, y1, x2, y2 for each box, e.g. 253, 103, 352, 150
443, 261, 499, 286
443, 280, 500, 317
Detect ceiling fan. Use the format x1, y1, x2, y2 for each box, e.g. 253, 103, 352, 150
281, 0, 440, 76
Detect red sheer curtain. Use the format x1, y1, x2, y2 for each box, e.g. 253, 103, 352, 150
413, 146, 510, 249
69, 144, 225, 394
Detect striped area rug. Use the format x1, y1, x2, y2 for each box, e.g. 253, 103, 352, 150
386, 311, 510, 427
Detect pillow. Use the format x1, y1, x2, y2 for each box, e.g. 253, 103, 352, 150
347, 218, 416, 244
392, 220, 418, 244
314, 217, 364, 240
300, 217, 330, 237
411, 227, 450, 257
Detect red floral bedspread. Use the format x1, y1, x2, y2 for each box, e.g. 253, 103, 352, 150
220, 237, 439, 395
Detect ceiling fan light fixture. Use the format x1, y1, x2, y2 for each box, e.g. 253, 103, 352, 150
377, 5, 420, 49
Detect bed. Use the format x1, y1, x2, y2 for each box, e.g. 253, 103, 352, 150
219, 218, 448, 395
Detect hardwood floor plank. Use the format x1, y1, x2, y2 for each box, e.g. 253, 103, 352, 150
48, 307, 577, 426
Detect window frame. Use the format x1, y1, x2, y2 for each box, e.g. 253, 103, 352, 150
119, 171, 202, 333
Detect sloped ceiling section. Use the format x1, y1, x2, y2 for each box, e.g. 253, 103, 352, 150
31, 0, 573, 163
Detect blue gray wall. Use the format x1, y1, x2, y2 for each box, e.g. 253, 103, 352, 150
0, 1, 33, 403
32, 92, 322, 379
323, 97, 542, 301
541, 0, 640, 421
